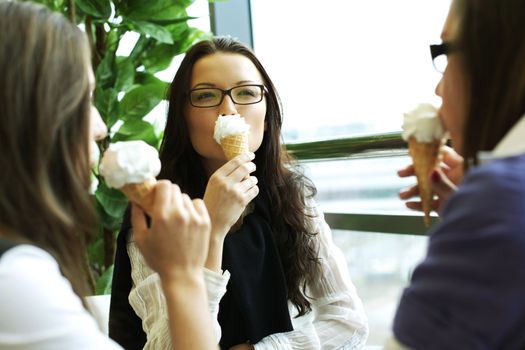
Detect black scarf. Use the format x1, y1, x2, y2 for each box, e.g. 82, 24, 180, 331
108, 192, 293, 350
218, 191, 293, 349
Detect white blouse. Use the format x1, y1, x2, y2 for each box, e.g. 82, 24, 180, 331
0, 245, 121, 350
127, 199, 369, 349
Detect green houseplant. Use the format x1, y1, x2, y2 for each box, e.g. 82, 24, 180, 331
28, 0, 210, 293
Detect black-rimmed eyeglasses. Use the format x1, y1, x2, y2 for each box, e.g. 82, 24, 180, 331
189, 84, 265, 108
430, 42, 455, 73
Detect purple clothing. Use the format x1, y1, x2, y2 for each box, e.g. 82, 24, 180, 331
393, 154, 525, 350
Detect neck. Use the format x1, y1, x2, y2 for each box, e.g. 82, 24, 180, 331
201, 157, 227, 177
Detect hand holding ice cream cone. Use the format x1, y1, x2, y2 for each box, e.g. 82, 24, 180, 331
402, 103, 446, 226
99, 140, 161, 215
212, 114, 255, 231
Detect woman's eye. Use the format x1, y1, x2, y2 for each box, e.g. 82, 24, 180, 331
195, 91, 217, 100
236, 88, 256, 97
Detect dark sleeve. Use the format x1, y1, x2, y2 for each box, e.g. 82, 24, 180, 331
393, 159, 525, 350
108, 207, 147, 350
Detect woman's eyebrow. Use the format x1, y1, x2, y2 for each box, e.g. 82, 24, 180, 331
192, 82, 216, 88
236, 80, 257, 85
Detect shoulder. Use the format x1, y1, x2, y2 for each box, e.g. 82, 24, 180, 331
0, 245, 120, 348
0, 244, 60, 281
426, 155, 525, 283
441, 155, 525, 230
0, 244, 82, 318
0, 245, 102, 344
455, 155, 525, 203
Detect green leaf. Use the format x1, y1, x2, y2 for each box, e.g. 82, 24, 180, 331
75, 0, 111, 19
87, 237, 104, 270
95, 265, 114, 295
96, 199, 125, 231
95, 52, 116, 89
166, 25, 207, 56
128, 35, 153, 63
126, 0, 191, 21
112, 120, 158, 147
148, 16, 197, 26
126, 19, 174, 44
141, 43, 179, 72
135, 72, 169, 86
33, 0, 67, 13
105, 28, 120, 55
176, 27, 207, 54
115, 57, 135, 92
118, 83, 168, 120
95, 181, 129, 218
94, 88, 119, 128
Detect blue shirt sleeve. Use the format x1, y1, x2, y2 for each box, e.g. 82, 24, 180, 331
393, 155, 525, 350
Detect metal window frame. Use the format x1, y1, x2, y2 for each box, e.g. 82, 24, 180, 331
209, 0, 254, 48
287, 132, 438, 236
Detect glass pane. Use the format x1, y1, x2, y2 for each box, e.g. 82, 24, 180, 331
251, 0, 451, 142
332, 230, 427, 346
303, 155, 416, 214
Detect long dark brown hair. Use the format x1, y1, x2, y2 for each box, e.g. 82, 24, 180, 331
159, 36, 321, 316
0, 1, 95, 297
454, 0, 525, 166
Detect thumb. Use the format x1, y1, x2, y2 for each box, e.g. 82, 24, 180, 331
130, 203, 148, 242
430, 169, 457, 199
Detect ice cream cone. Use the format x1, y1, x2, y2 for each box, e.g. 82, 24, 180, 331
408, 137, 443, 226
220, 134, 249, 160
120, 178, 157, 214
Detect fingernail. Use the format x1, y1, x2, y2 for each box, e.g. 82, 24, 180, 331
431, 170, 441, 183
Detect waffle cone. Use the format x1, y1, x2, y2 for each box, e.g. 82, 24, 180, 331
408, 137, 443, 226
220, 134, 249, 160
120, 178, 156, 214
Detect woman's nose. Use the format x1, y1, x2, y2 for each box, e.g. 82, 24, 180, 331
91, 106, 107, 141
435, 76, 443, 98
218, 94, 238, 116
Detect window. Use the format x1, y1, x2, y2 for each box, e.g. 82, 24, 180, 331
251, 0, 451, 141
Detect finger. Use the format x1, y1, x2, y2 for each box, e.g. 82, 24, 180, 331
130, 203, 148, 242
442, 146, 464, 167
405, 199, 441, 213
439, 161, 451, 172
192, 198, 210, 221
238, 176, 258, 193
181, 193, 197, 218
405, 201, 422, 211
216, 152, 255, 177
430, 169, 457, 199
397, 164, 415, 177
171, 183, 184, 213
152, 180, 173, 215
244, 184, 259, 203
399, 185, 419, 200
229, 161, 256, 182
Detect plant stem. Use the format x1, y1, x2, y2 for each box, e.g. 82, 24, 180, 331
85, 16, 98, 68
67, 0, 76, 23
95, 24, 107, 68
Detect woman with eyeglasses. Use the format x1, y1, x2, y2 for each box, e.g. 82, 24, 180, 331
0, 2, 217, 349
391, 0, 525, 348
109, 37, 368, 350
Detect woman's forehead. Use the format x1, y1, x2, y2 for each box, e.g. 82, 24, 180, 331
191, 53, 263, 86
